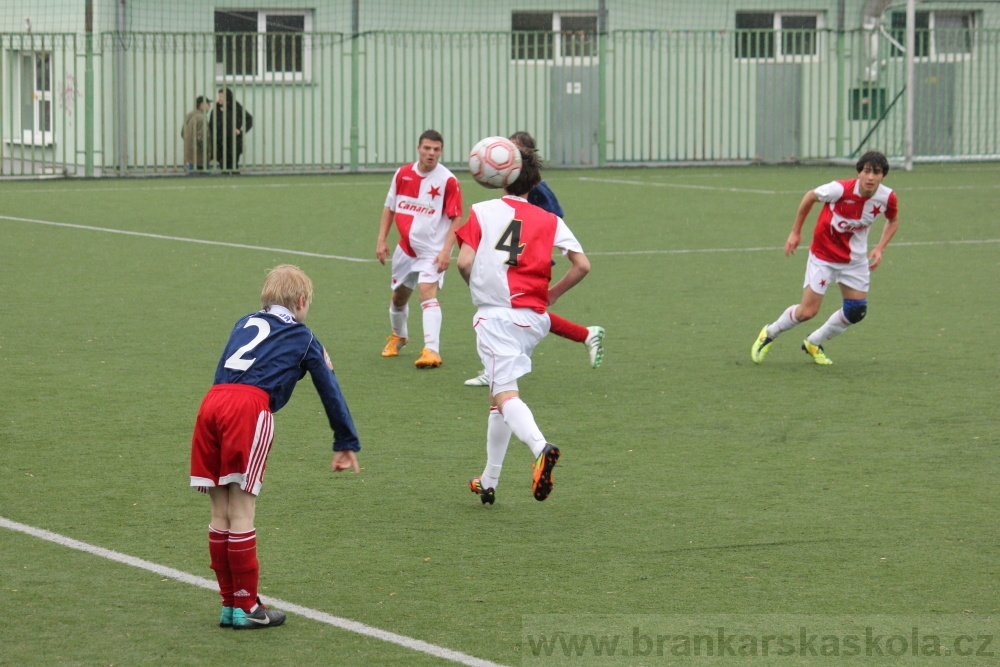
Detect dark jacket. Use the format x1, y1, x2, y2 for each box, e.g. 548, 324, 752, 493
212, 89, 253, 158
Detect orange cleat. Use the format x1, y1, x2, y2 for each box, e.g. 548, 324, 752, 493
531, 444, 560, 501
381, 334, 408, 357
414, 348, 442, 368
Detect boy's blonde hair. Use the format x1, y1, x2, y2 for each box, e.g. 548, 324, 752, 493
260, 264, 313, 310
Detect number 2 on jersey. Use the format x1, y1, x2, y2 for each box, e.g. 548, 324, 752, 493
224, 317, 271, 371
495, 219, 525, 266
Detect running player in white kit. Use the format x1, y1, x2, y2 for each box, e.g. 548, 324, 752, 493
751, 151, 900, 365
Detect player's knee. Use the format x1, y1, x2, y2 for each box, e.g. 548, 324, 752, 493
797, 304, 820, 321
843, 299, 868, 324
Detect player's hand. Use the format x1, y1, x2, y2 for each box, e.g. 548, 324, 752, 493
332, 450, 360, 474
434, 249, 451, 273
376, 241, 389, 265
868, 249, 883, 270
784, 231, 801, 256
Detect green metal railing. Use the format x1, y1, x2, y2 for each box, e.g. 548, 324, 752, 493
2, 28, 998, 177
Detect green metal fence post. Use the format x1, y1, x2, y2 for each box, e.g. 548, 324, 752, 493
597, 0, 607, 166
349, 0, 360, 171
835, 0, 845, 157
84, 0, 95, 177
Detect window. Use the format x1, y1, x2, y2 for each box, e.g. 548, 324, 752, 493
215, 9, 311, 81
890, 11, 975, 59
512, 12, 598, 63
735, 12, 821, 60
19, 52, 52, 145
850, 87, 887, 121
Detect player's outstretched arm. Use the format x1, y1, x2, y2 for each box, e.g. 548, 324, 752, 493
786, 190, 819, 256
434, 215, 464, 273
548, 250, 590, 306
332, 450, 360, 474
376, 207, 394, 265
869, 217, 899, 270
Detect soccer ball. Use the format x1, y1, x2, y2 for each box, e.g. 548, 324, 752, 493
468, 136, 522, 189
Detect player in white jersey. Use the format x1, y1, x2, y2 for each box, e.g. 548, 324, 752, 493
751, 151, 900, 365
455, 142, 591, 505
376, 129, 464, 368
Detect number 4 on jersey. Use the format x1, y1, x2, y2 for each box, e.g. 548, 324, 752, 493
495, 219, 525, 266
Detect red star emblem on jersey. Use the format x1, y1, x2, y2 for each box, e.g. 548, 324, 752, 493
870, 204, 882, 215
819, 279, 828, 287
428, 186, 441, 198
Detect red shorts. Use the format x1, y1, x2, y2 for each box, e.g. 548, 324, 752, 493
190, 384, 274, 496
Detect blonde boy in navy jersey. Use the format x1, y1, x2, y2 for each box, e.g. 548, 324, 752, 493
190, 264, 360, 629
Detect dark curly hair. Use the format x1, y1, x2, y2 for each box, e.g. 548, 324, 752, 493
856, 151, 889, 175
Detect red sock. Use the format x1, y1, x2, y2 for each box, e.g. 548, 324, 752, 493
228, 529, 259, 612
208, 526, 233, 607
548, 313, 588, 343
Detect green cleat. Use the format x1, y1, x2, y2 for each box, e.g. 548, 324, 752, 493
585, 326, 605, 369
751, 325, 774, 364
801, 340, 833, 365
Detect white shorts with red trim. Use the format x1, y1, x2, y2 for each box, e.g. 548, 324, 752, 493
472, 306, 550, 393
804, 252, 870, 295
391, 245, 444, 291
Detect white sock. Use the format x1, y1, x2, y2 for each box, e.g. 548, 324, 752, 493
421, 298, 441, 352
767, 305, 801, 339
808, 309, 850, 345
499, 397, 547, 458
480, 408, 510, 489
390, 303, 408, 339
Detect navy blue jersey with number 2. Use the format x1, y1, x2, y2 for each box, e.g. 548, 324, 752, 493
213, 309, 360, 452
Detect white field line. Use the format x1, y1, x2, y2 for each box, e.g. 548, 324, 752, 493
4, 213, 997, 261
0, 215, 374, 263
576, 176, 785, 194
0, 516, 507, 667
576, 176, 1000, 194
1, 179, 389, 195
586, 238, 1000, 256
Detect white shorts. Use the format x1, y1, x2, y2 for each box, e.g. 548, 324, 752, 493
391, 245, 444, 291
804, 252, 870, 295
473, 306, 551, 393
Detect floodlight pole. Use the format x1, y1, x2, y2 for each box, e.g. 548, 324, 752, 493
904, 0, 915, 171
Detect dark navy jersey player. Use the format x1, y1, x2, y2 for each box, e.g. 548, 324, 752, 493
213, 310, 358, 442
527, 180, 564, 218
190, 264, 360, 631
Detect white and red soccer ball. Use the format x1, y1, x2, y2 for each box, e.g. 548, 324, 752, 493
468, 136, 522, 189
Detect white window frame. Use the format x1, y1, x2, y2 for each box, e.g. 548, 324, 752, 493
888, 10, 977, 63
215, 9, 313, 83
20, 51, 53, 146
735, 11, 824, 63
553, 13, 599, 67
511, 11, 599, 66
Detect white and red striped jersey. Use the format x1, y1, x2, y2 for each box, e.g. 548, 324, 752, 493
811, 178, 898, 264
456, 195, 583, 313
385, 162, 463, 259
